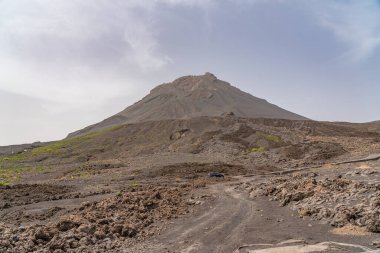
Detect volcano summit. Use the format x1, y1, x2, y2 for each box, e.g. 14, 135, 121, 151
69, 73, 306, 137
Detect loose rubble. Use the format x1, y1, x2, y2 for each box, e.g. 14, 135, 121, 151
247, 173, 380, 232
0, 185, 190, 253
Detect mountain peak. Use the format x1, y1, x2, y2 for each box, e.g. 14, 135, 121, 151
204, 72, 217, 79
151, 72, 229, 97
68, 73, 307, 137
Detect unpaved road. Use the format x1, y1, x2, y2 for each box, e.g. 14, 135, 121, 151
128, 177, 379, 253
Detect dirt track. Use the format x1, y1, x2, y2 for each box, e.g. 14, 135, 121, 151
1, 117, 380, 252
127, 176, 379, 253
154, 183, 254, 253
1, 166, 380, 252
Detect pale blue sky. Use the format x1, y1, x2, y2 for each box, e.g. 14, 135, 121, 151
0, 0, 379, 145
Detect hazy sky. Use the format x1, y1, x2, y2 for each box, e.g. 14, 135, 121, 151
1, 0, 380, 145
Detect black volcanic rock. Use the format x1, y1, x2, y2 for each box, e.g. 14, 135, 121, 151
68, 73, 307, 137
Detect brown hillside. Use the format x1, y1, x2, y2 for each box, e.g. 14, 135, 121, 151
68, 73, 306, 137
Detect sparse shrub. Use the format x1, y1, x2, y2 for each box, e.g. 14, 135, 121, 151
258, 132, 281, 143
0, 154, 26, 163
250, 146, 265, 153
0, 180, 10, 186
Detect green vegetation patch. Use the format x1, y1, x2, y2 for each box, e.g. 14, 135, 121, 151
0, 154, 26, 163
258, 132, 282, 143
0, 165, 53, 185
0, 180, 11, 186
250, 146, 266, 153
246, 132, 282, 154
31, 125, 122, 156
0, 168, 22, 185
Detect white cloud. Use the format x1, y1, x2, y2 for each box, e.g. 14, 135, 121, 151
156, 0, 214, 6
314, 0, 380, 62
0, 0, 170, 70
0, 0, 216, 106
0, 58, 135, 110
123, 17, 172, 71
227, 0, 380, 62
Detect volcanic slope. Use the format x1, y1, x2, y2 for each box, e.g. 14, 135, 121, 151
69, 73, 306, 137
334, 120, 380, 134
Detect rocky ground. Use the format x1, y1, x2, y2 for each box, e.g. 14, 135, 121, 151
0, 158, 230, 253
0, 184, 190, 252
1, 117, 380, 252
245, 163, 380, 233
